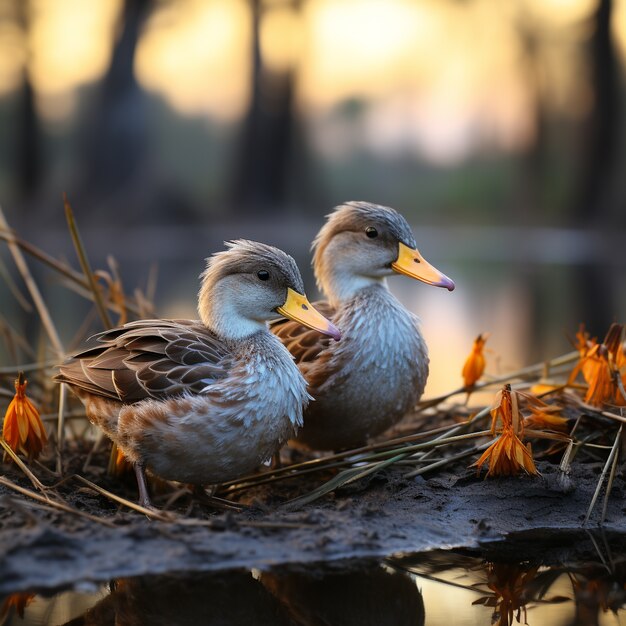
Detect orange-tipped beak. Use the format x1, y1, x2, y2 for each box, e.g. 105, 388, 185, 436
391, 242, 455, 291
277, 288, 341, 341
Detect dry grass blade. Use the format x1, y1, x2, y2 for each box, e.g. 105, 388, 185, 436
601, 427, 621, 524
283, 452, 408, 509
0, 476, 115, 527
405, 442, 492, 478
566, 391, 626, 425
0, 439, 48, 494
0, 206, 64, 358
218, 420, 477, 491
282, 430, 492, 509
74, 475, 174, 521
584, 424, 622, 525
0, 360, 58, 374
0, 255, 33, 312
63, 194, 112, 330
56, 383, 67, 474
0, 228, 145, 318
221, 459, 359, 495
0, 315, 36, 360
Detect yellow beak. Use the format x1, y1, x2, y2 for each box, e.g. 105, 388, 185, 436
277, 288, 341, 340
391, 242, 455, 291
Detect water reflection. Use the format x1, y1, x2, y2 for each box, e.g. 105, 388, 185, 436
3, 536, 625, 626
260, 566, 424, 625
1, 567, 422, 626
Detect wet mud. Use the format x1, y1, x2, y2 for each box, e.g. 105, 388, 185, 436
1, 455, 624, 596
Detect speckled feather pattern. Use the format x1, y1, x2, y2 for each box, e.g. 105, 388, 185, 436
71, 331, 308, 484
272, 201, 435, 450
296, 286, 427, 449
55, 240, 315, 486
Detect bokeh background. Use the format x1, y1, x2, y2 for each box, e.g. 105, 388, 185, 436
1, 0, 626, 396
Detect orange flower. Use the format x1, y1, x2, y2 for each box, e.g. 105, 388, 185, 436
575, 323, 594, 356
569, 323, 626, 406
473, 426, 537, 477
462, 333, 488, 388
472, 385, 539, 477
2, 372, 47, 459
0, 592, 35, 619
524, 404, 568, 432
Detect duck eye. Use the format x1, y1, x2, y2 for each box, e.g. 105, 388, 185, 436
365, 226, 378, 238
257, 270, 270, 281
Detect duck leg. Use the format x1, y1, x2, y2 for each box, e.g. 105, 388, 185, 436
134, 462, 152, 509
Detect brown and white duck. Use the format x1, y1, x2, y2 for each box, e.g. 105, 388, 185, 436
272, 201, 454, 450
55, 240, 340, 506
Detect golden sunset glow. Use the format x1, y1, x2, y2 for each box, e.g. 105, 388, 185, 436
135, 0, 250, 120
260, 5, 304, 72
0, 0, 622, 159
0, 21, 26, 97
29, 0, 122, 94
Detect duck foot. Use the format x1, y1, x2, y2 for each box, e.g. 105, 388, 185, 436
191, 485, 244, 512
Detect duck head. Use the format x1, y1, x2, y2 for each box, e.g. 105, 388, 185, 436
312, 201, 455, 305
198, 240, 341, 341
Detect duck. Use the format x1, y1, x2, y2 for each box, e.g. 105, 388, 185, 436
55, 240, 341, 506
272, 201, 454, 450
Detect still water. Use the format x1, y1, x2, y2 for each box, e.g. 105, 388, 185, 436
3, 542, 625, 626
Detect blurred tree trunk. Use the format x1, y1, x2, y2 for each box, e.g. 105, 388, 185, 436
15, 0, 41, 203
78, 0, 150, 209
571, 0, 620, 338
229, 0, 295, 216
572, 0, 620, 225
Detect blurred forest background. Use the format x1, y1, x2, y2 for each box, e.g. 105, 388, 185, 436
1, 0, 625, 395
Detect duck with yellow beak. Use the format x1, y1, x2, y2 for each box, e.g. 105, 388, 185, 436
56, 240, 340, 507
273, 201, 454, 450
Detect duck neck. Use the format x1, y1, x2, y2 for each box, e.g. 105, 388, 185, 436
198, 278, 266, 341
315, 254, 388, 307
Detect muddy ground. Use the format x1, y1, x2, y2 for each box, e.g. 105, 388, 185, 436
1, 447, 625, 596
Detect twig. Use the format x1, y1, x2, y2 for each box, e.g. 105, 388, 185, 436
0, 206, 64, 359
74, 475, 174, 521
0, 476, 115, 527
56, 383, 67, 474
0, 255, 33, 311
218, 420, 478, 490
282, 451, 409, 509
0, 439, 48, 494
405, 442, 491, 478
600, 425, 622, 524
584, 424, 622, 525
0, 228, 145, 317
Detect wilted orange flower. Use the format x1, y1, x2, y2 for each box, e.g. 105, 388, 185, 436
472, 385, 538, 477
524, 404, 568, 432
569, 323, 626, 406
462, 333, 488, 388
2, 372, 47, 459
473, 563, 539, 626
0, 592, 35, 619
575, 323, 594, 356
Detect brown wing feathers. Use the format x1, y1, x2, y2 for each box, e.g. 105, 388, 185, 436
55, 320, 232, 403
